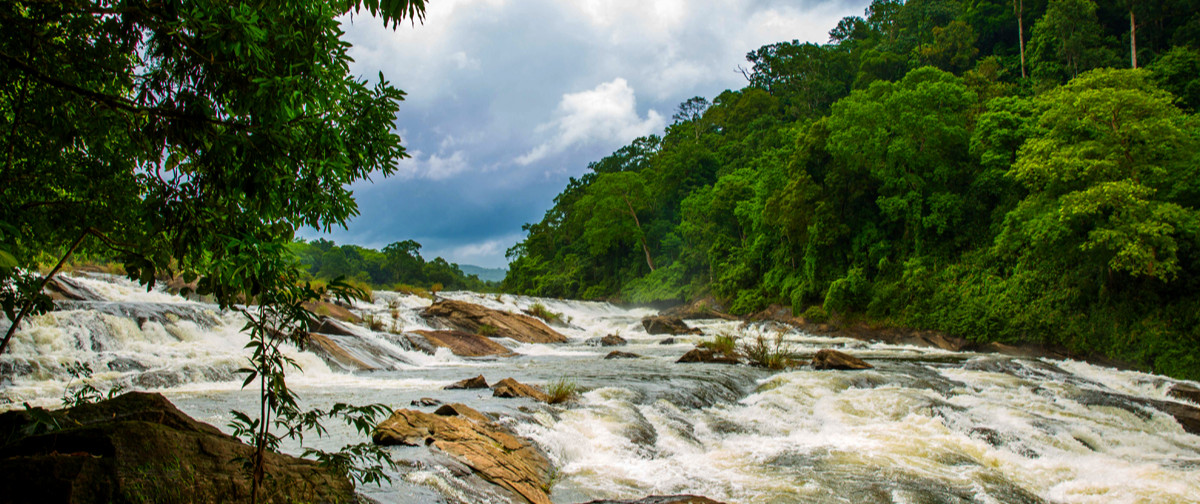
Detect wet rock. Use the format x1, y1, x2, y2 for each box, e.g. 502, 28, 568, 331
411, 397, 444, 407
811, 349, 873, 370
643, 316, 702, 335
372, 404, 551, 504
676, 348, 740, 365
302, 301, 362, 324
588, 334, 628, 346
661, 297, 739, 321
605, 351, 641, 360
492, 377, 550, 403
409, 330, 515, 357
44, 276, 101, 302
579, 496, 726, 504
0, 392, 355, 504
312, 316, 361, 337
658, 337, 677, 345
105, 357, 147, 372
445, 375, 489, 390
1169, 383, 1200, 405
421, 300, 568, 344
307, 333, 377, 372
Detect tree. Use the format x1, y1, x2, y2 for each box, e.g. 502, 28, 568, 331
576, 172, 657, 272
1028, 0, 1115, 80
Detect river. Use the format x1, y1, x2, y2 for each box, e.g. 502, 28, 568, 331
2, 273, 1198, 503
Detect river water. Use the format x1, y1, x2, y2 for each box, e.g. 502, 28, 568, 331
2, 273, 1198, 503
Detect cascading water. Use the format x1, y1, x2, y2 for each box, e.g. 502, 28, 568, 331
2, 273, 1198, 503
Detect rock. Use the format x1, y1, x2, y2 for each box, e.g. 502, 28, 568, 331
410, 330, 515, 357
658, 337, 677, 345
307, 333, 377, 372
0, 392, 355, 504
676, 348, 740, 365
302, 301, 362, 324
604, 351, 640, 359
661, 297, 738, 321
580, 496, 727, 504
44, 276, 101, 302
411, 397, 443, 407
642, 316, 702, 335
491, 377, 550, 403
1168, 383, 1200, 405
445, 375, 490, 390
311, 316, 361, 337
372, 404, 551, 504
1158, 400, 1200, 435
811, 349, 873, 370
421, 300, 568, 344
601, 334, 627, 346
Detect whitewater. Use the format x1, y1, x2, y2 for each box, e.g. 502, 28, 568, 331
2, 273, 1198, 503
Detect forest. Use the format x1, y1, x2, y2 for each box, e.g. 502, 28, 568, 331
503, 0, 1200, 379
290, 239, 493, 291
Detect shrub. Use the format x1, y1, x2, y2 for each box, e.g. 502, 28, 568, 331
802, 305, 829, 323
823, 267, 869, 314
699, 333, 738, 356
545, 378, 579, 404
525, 302, 564, 324
739, 333, 798, 370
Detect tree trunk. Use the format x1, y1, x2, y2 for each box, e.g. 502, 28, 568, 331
1130, 8, 1138, 69
1015, 0, 1026, 78
622, 194, 655, 271
0, 230, 88, 356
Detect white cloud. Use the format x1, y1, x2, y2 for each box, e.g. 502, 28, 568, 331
516, 78, 664, 166
430, 234, 524, 268
394, 150, 472, 180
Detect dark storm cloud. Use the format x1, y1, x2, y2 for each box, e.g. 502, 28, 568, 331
304, 0, 871, 268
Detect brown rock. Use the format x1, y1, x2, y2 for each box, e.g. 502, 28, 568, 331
605, 351, 641, 360
811, 349, 873, 370
580, 496, 727, 504
0, 392, 355, 504
372, 404, 551, 504
661, 297, 739, 321
676, 348, 740, 365
311, 316, 361, 337
411, 397, 443, 407
1168, 383, 1200, 405
643, 316, 702, 335
303, 301, 362, 324
411, 330, 515, 357
600, 334, 628, 346
422, 300, 568, 344
44, 276, 98, 302
491, 377, 551, 403
445, 375, 490, 390
307, 333, 378, 372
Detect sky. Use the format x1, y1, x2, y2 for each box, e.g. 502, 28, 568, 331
305, 0, 872, 269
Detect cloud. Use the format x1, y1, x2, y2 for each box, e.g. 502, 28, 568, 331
429, 234, 525, 268
393, 150, 472, 180
516, 78, 664, 166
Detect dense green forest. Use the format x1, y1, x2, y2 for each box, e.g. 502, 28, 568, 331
290, 239, 493, 291
503, 0, 1200, 379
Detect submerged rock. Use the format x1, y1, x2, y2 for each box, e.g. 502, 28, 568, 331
422, 300, 568, 344
811, 349, 873, 370
677, 348, 740, 365
372, 403, 551, 504
410, 330, 515, 357
445, 375, 490, 390
605, 350, 641, 360
0, 392, 355, 504
580, 496, 726, 504
492, 377, 551, 403
643, 316, 702, 336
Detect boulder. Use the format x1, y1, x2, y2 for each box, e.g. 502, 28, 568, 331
422, 300, 568, 344
660, 297, 738, 321
0, 392, 355, 504
491, 377, 550, 403
581, 497, 726, 504
1168, 383, 1200, 405
372, 404, 551, 504
642, 316, 702, 336
445, 375, 490, 390
302, 301, 362, 324
410, 330, 515, 357
676, 348, 740, 365
605, 351, 641, 360
411, 397, 444, 407
811, 349, 873, 370
44, 275, 105, 302
658, 337, 677, 345
601, 334, 628, 346
311, 316, 361, 337
306, 333, 377, 372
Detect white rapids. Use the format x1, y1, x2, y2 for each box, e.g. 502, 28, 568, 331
2, 273, 1198, 503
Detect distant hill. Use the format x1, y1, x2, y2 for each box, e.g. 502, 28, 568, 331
459, 265, 507, 283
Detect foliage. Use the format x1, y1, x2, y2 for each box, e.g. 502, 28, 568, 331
62, 361, 125, 408
503, 0, 1200, 380
545, 378, 579, 405
525, 302, 564, 325
290, 238, 493, 292
739, 333, 799, 370
699, 333, 739, 356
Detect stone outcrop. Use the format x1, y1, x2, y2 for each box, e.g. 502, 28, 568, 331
302, 301, 362, 324
586, 334, 628, 347
0, 392, 355, 504
445, 375, 490, 390
421, 300, 568, 344
605, 351, 641, 360
492, 377, 550, 402
410, 330, 515, 357
372, 403, 552, 504
311, 316, 361, 337
642, 316, 702, 336
676, 348, 740, 365
306, 333, 377, 372
581, 497, 727, 504
811, 349, 873, 370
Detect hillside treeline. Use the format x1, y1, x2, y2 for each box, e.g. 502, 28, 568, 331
292, 239, 491, 291
503, 0, 1200, 379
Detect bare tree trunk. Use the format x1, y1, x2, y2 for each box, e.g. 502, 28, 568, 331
1015, 0, 1026, 78
1130, 8, 1138, 68
622, 194, 655, 271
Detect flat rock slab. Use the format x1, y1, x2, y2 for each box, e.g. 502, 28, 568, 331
411, 330, 515, 357
422, 300, 568, 344
373, 403, 551, 504
811, 349, 873, 370
308, 333, 377, 372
